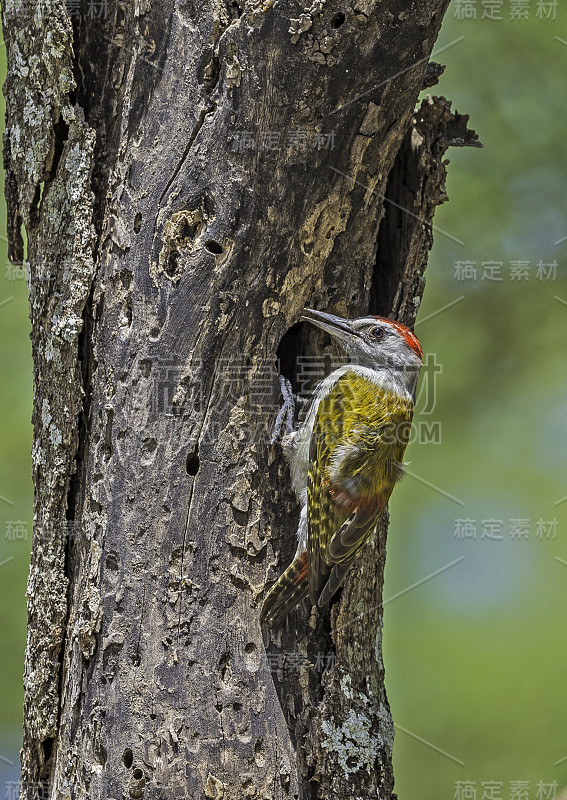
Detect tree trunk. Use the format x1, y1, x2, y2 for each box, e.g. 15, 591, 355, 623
2, 1, 479, 798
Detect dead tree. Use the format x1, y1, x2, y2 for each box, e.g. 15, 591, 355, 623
2, 1, 479, 797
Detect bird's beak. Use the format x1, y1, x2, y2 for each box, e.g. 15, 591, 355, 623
301, 308, 360, 344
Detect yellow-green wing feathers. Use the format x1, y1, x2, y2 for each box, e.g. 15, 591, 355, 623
307, 371, 414, 607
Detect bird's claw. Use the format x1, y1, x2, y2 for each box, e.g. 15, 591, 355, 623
270, 375, 296, 444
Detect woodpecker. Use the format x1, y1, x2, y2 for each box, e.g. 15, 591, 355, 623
260, 307, 423, 625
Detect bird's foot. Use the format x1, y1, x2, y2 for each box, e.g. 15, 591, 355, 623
270, 375, 296, 445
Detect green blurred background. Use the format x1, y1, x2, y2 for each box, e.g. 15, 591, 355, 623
1, 3, 566, 798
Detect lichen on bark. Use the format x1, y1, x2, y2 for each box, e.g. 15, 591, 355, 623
2, 3, 97, 796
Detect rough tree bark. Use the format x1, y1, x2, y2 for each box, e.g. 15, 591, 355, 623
2, 1, 479, 799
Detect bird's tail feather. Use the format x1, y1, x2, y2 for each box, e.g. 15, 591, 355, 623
317, 563, 349, 608
260, 552, 309, 625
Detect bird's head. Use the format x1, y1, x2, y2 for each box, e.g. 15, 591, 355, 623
301, 308, 423, 380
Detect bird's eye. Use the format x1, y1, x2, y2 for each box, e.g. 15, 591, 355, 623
370, 327, 385, 341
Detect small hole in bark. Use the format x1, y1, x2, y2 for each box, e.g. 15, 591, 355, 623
123, 748, 134, 768
134, 213, 142, 234
205, 239, 223, 255
48, 117, 70, 184
219, 652, 232, 682
105, 553, 119, 571
165, 250, 180, 278
186, 447, 200, 476
42, 738, 54, 762
233, 702, 242, 711
132, 768, 144, 780
331, 11, 345, 26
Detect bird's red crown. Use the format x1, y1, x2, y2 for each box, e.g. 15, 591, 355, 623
373, 316, 423, 359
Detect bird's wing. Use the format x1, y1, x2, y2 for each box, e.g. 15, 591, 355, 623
307, 370, 414, 606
